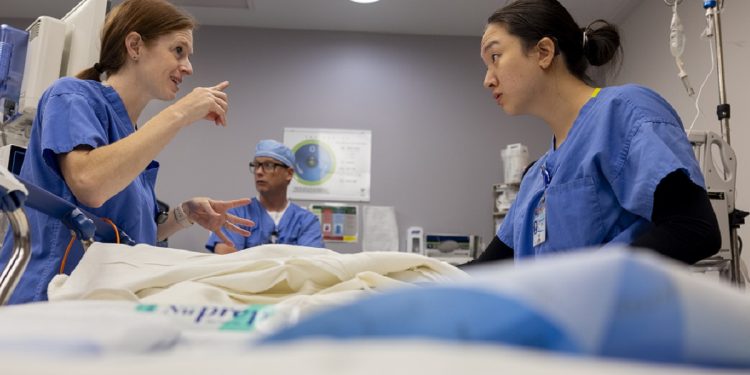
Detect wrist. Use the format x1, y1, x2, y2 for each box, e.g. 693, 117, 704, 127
174, 202, 194, 228
162, 105, 189, 129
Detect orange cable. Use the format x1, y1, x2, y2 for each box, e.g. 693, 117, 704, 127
59, 218, 120, 275
59, 232, 77, 274
100, 217, 120, 244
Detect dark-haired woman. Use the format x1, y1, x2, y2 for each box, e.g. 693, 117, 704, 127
0, 0, 253, 303
471, 0, 720, 265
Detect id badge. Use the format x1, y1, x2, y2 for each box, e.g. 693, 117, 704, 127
532, 194, 547, 247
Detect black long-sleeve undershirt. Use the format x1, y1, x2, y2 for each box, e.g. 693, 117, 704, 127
463, 171, 721, 267
631, 170, 721, 263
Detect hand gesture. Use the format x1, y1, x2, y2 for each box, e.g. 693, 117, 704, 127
169, 81, 230, 127
183, 197, 254, 247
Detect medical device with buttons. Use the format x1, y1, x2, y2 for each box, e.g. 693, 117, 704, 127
423, 233, 480, 265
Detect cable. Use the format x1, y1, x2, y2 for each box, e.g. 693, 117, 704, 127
101, 217, 120, 244
59, 232, 77, 274
687, 37, 715, 134
58, 217, 120, 274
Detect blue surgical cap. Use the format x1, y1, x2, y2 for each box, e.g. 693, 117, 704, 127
254, 139, 295, 167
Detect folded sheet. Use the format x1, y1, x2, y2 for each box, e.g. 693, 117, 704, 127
48, 243, 467, 310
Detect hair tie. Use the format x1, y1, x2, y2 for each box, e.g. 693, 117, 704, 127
93, 62, 104, 74
582, 29, 589, 48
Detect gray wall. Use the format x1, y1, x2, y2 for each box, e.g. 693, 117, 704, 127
138, 26, 550, 252
617, 1, 750, 264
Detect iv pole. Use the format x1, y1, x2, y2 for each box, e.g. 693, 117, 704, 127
666, 0, 745, 286
704, 0, 745, 286
707, 0, 730, 144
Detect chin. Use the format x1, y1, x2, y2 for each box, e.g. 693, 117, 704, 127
502, 108, 518, 116
500, 104, 521, 116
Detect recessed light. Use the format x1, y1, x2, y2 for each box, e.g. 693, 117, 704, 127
350, 0, 380, 4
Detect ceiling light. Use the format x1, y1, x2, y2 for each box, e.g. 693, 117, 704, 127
350, 0, 380, 4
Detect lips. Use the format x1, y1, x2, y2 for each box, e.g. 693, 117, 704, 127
170, 76, 182, 88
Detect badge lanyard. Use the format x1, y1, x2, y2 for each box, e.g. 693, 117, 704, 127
533, 162, 551, 247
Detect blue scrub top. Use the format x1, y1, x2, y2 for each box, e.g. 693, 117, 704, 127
497, 84, 704, 259
205, 197, 324, 251
0, 77, 160, 304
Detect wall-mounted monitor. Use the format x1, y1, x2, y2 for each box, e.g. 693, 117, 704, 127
60, 0, 110, 78
4, 0, 109, 147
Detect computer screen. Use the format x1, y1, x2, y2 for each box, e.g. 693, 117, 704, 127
0, 144, 26, 175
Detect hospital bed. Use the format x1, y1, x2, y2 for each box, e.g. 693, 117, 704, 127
1, 170, 750, 374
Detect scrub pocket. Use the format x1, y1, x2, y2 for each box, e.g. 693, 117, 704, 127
537, 176, 604, 254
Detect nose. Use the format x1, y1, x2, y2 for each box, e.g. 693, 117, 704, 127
182, 58, 193, 76
483, 68, 497, 89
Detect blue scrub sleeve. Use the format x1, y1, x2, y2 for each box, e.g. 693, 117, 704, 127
609, 121, 703, 220
496, 196, 518, 250
39, 92, 108, 176
296, 216, 325, 248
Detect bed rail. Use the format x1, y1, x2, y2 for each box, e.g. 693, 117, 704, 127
0, 207, 30, 304
0, 167, 30, 304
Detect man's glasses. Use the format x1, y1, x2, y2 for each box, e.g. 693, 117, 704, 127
249, 161, 288, 173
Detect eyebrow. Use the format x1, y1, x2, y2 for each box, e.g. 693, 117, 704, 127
481, 40, 500, 55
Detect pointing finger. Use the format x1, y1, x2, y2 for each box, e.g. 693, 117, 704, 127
212, 81, 230, 91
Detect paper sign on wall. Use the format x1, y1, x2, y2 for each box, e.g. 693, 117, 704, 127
284, 128, 371, 202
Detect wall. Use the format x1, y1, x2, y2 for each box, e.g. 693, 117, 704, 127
617, 0, 750, 265
134, 26, 550, 252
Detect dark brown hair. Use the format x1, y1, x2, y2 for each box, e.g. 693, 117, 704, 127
488, 0, 622, 83
76, 0, 196, 81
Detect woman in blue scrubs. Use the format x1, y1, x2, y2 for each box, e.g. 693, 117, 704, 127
470, 0, 720, 265
0, 0, 253, 303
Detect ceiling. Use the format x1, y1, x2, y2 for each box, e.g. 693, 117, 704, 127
2, 0, 644, 37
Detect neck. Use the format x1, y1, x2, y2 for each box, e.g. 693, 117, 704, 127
531, 71, 596, 149
259, 191, 288, 212
104, 70, 151, 128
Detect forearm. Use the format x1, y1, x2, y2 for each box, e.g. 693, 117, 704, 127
631, 216, 720, 264
631, 171, 721, 264
60, 109, 185, 207
459, 236, 513, 268
157, 202, 193, 241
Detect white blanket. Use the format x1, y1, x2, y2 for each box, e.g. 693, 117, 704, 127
48, 243, 467, 309
0, 300, 181, 356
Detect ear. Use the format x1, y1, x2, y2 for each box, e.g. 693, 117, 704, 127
124, 31, 143, 60
285, 167, 294, 183
535, 37, 556, 69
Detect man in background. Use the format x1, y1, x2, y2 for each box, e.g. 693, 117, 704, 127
206, 140, 324, 253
